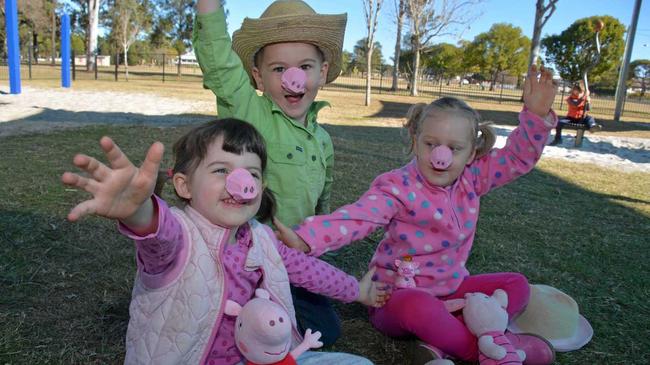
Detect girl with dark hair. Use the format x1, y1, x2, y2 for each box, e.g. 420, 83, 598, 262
61, 118, 386, 365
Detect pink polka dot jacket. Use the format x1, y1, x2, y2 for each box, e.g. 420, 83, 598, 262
295, 108, 557, 297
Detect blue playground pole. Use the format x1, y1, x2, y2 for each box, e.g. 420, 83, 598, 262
5, 0, 21, 94
61, 13, 71, 88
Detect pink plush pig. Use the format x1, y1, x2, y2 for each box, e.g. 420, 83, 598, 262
444, 290, 526, 365
394, 257, 419, 288
224, 289, 323, 365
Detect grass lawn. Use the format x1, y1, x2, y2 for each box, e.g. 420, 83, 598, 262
1, 82, 649, 364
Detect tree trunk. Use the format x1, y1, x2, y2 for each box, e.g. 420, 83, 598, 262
32, 32, 39, 63
527, 0, 557, 71
391, 0, 405, 91
177, 51, 182, 77
527, 7, 543, 70
124, 47, 129, 80
87, 0, 100, 71
411, 49, 420, 96
490, 70, 499, 91
365, 48, 373, 106
51, 0, 57, 65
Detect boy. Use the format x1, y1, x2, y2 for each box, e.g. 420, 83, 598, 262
193, 0, 347, 346
549, 81, 602, 145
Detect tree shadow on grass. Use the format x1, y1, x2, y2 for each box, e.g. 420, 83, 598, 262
367, 101, 650, 165
369, 100, 650, 132
0, 107, 213, 138
1, 122, 648, 365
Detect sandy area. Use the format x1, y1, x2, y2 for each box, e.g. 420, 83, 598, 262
2, 86, 649, 173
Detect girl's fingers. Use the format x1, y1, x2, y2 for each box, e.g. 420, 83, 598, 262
101, 136, 132, 170
61, 172, 97, 194
139, 142, 165, 178
67, 200, 97, 221
73, 154, 110, 182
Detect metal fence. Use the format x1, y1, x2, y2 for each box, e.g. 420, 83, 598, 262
324, 72, 650, 120
2, 52, 649, 120
0, 51, 204, 83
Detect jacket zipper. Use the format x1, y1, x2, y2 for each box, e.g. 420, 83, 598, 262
199, 228, 230, 364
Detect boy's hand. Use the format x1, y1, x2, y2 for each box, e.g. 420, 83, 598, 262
357, 267, 391, 308
62, 137, 163, 222
274, 217, 311, 253
523, 65, 557, 118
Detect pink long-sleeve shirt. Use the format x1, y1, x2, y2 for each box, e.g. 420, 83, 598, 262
295, 108, 556, 297
120, 197, 360, 365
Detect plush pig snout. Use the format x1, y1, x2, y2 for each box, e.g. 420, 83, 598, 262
281, 67, 307, 95
430, 145, 453, 170
225, 168, 258, 203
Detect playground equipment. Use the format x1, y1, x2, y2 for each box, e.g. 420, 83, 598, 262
61, 14, 71, 88
582, 19, 604, 111
5, 0, 21, 94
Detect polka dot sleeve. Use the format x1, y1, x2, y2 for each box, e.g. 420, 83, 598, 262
275, 237, 360, 303
294, 176, 403, 257
467, 108, 557, 196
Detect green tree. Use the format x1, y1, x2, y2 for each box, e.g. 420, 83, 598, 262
154, 0, 196, 76
404, 0, 483, 96
541, 16, 625, 83
353, 37, 384, 74
424, 43, 463, 84
106, 0, 153, 79
341, 50, 354, 75
628, 60, 650, 96
465, 23, 530, 90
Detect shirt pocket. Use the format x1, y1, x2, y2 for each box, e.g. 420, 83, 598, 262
268, 143, 307, 166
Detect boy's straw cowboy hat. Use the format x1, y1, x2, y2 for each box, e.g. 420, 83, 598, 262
508, 284, 593, 352
232, 0, 347, 85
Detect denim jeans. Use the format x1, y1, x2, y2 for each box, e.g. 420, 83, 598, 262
553, 115, 597, 141
236, 351, 373, 365
291, 285, 342, 347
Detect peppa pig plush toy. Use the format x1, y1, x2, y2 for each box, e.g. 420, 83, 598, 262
394, 256, 419, 288
444, 289, 526, 365
224, 288, 323, 365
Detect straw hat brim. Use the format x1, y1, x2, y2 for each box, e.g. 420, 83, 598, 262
508, 314, 593, 352
232, 13, 347, 86
507, 284, 594, 352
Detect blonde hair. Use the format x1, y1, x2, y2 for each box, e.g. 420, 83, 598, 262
404, 96, 496, 159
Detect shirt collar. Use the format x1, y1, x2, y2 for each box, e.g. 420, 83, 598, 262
267, 95, 331, 131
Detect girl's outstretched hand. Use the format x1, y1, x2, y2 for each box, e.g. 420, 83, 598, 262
523, 65, 557, 118
357, 267, 391, 308
274, 217, 311, 253
61, 137, 164, 223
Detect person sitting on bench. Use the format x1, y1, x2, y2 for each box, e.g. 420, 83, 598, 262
549, 81, 601, 146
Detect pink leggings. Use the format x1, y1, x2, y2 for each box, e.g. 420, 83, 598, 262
368, 272, 530, 362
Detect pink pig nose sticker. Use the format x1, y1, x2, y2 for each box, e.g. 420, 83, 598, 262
430, 145, 453, 170
281, 67, 307, 95
225, 168, 258, 203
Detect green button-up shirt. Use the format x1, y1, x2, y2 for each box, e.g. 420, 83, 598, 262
193, 9, 334, 227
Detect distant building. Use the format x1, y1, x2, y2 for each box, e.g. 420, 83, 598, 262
174, 50, 198, 66
74, 55, 111, 67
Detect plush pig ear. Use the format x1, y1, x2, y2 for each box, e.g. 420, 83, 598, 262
444, 298, 466, 312
255, 288, 271, 300
224, 300, 242, 317
493, 289, 508, 309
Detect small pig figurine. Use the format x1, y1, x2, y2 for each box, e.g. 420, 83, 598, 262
224, 288, 323, 365
394, 257, 419, 288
